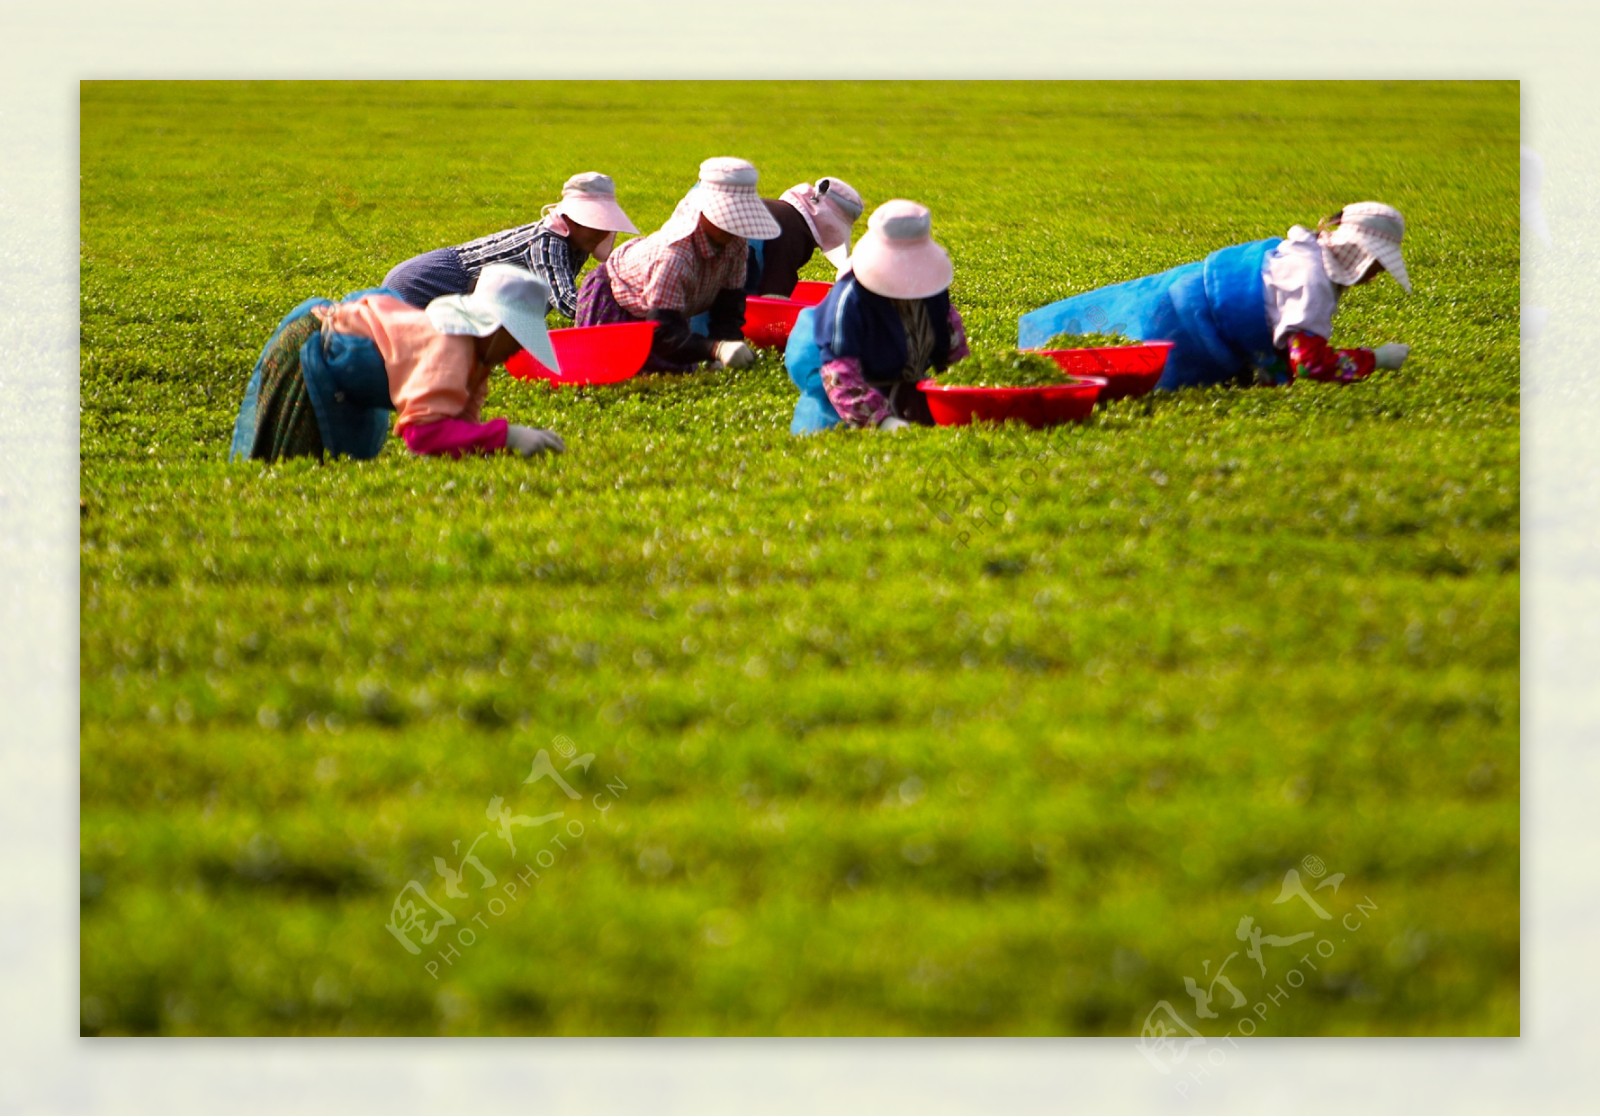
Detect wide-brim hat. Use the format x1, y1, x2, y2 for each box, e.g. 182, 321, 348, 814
552, 171, 637, 235
780, 176, 864, 269
1320, 201, 1412, 294
426, 263, 560, 372
662, 157, 782, 243
849, 199, 953, 300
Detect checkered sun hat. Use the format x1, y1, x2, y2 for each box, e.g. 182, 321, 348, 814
660, 157, 782, 243
1318, 201, 1412, 293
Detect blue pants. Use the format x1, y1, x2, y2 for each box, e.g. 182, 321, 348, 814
382, 247, 473, 309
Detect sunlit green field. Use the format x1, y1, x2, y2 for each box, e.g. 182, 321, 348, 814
79, 80, 1519, 1036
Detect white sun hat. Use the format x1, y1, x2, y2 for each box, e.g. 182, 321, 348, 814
848, 199, 953, 300
425, 263, 560, 372
780, 176, 865, 270
660, 157, 783, 243
1318, 201, 1412, 294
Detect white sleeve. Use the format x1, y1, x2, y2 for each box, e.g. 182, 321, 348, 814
1262, 228, 1339, 347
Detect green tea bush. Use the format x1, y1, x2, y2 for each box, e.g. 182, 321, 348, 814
79, 79, 1520, 1038
937, 349, 1072, 387
1041, 331, 1142, 349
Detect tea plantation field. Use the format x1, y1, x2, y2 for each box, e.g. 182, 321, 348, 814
79, 80, 1519, 1036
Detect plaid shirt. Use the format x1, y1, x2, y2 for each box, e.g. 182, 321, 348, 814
603, 225, 748, 317
453, 222, 587, 318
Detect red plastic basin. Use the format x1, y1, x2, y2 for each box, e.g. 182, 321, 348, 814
789, 280, 833, 306
918, 377, 1103, 429
1031, 340, 1173, 401
743, 296, 805, 349
506, 321, 657, 385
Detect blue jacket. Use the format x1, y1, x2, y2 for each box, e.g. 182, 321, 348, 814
1017, 238, 1283, 390
784, 273, 950, 434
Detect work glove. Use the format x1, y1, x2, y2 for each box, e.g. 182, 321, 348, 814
712, 340, 757, 369
1373, 343, 1410, 370
878, 415, 911, 432
505, 425, 566, 457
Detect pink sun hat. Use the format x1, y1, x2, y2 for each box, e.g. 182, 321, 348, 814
540, 172, 637, 261
548, 172, 637, 234
849, 199, 953, 300
780, 177, 865, 270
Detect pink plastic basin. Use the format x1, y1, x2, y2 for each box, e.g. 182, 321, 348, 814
918, 377, 1103, 429
743, 296, 805, 350
1030, 340, 1173, 401
506, 321, 657, 385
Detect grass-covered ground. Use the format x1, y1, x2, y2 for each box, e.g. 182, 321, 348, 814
79, 80, 1519, 1036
